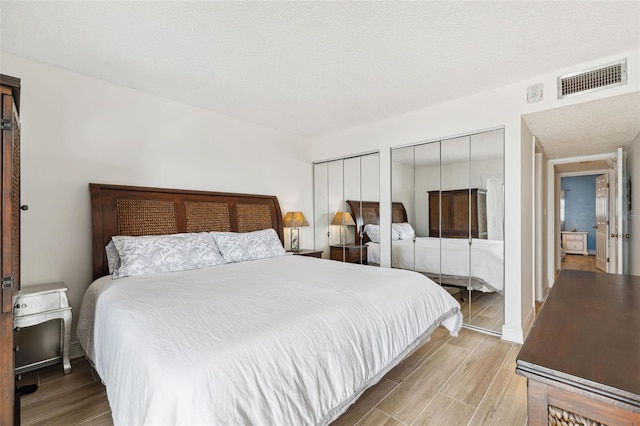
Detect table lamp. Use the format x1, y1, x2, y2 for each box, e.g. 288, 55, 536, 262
283, 211, 309, 251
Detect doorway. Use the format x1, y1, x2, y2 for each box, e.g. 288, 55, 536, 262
549, 154, 621, 282
558, 172, 608, 273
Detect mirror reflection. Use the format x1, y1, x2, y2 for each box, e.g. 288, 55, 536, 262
313, 152, 379, 266
389, 128, 504, 334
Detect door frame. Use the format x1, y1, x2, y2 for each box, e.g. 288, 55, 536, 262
594, 173, 610, 272
545, 152, 618, 286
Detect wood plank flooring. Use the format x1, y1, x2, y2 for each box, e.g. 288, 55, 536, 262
561, 254, 601, 273
20, 328, 527, 426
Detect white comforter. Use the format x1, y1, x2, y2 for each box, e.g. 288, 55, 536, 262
367, 237, 504, 292
77, 255, 461, 425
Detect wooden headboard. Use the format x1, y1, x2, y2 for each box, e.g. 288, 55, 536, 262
346, 200, 408, 245
90, 183, 284, 280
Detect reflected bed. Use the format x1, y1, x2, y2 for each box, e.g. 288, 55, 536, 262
347, 200, 504, 294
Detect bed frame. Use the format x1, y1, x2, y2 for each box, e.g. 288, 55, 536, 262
90, 183, 284, 280
345, 200, 408, 245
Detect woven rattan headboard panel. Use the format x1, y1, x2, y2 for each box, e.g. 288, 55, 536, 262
90, 183, 284, 280
346, 200, 407, 245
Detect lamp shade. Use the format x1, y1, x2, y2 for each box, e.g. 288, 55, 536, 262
331, 211, 356, 226
283, 211, 309, 227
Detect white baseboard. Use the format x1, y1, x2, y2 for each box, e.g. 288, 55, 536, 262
502, 306, 535, 344
69, 340, 85, 360
501, 324, 524, 344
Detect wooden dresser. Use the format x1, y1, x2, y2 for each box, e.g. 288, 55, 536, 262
428, 189, 487, 239
516, 270, 640, 425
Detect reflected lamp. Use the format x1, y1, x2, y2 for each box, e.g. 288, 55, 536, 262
331, 211, 356, 246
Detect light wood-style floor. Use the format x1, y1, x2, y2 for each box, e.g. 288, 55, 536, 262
20, 328, 526, 426
561, 254, 601, 273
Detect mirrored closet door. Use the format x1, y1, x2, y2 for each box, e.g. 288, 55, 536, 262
313, 152, 380, 265
390, 128, 504, 334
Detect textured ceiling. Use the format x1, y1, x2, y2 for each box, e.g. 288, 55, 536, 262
2, 1, 639, 139
523, 92, 640, 160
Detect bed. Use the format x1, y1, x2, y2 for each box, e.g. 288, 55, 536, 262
347, 200, 504, 294
77, 184, 463, 425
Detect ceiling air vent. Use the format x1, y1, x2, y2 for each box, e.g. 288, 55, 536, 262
557, 59, 627, 99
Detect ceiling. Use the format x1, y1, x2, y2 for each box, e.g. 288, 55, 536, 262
1, 1, 639, 155
523, 92, 640, 160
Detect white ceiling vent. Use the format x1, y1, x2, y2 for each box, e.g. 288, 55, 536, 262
557, 59, 627, 99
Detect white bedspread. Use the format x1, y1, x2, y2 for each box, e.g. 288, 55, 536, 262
77, 255, 461, 425
367, 237, 504, 292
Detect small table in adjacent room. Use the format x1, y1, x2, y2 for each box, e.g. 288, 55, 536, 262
516, 270, 639, 425
13, 282, 72, 374
330, 244, 368, 264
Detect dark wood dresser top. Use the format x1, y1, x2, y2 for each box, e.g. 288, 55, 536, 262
517, 269, 640, 406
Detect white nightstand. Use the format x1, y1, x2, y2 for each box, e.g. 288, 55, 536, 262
561, 231, 589, 256
14, 282, 72, 374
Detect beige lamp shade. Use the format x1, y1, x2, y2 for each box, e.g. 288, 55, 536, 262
283, 211, 309, 228
331, 211, 356, 226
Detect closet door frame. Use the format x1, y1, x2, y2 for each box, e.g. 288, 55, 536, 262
313, 151, 380, 262
390, 126, 505, 335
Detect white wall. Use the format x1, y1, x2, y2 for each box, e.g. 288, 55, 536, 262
310, 49, 639, 343
520, 119, 535, 335
1, 53, 312, 351
627, 130, 640, 276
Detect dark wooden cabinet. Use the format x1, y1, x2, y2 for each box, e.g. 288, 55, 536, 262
330, 245, 367, 264
428, 189, 487, 239
1, 73, 21, 426
516, 270, 640, 425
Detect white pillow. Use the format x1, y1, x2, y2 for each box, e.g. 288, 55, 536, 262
392, 222, 416, 240
364, 224, 400, 243
111, 232, 227, 279
212, 228, 286, 263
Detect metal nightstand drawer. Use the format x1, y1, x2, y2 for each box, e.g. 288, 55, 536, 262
14, 291, 68, 317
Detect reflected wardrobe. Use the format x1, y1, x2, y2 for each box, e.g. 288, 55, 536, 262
390, 128, 505, 334
313, 152, 380, 265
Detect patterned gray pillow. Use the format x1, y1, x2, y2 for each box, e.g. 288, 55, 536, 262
212, 228, 286, 263
111, 232, 227, 279
105, 240, 120, 274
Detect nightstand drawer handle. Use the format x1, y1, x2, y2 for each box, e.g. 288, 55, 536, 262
14, 303, 26, 309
